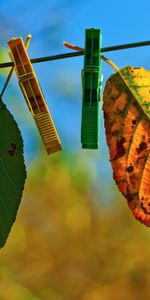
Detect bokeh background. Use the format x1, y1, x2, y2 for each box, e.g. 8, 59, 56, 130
0, 0, 150, 299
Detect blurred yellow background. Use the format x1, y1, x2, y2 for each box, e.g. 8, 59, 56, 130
0, 152, 150, 300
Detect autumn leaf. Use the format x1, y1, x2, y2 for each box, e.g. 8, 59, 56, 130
0, 97, 26, 247
103, 66, 150, 227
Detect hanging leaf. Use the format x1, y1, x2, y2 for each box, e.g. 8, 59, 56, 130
103, 66, 150, 227
0, 98, 26, 247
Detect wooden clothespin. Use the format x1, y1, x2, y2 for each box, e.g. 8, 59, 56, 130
81, 28, 102, 149
7, 37, 61, 154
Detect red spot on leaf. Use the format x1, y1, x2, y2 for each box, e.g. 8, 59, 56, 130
127, 166, 134, 173
112, 137, 126, 161
136, 142, 147, 154
8, 143, 16, 157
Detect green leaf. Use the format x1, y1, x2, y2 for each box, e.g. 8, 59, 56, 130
0, 97, 26, 247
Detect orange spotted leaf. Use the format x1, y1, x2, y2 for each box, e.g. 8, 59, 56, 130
103, 66, 150, 227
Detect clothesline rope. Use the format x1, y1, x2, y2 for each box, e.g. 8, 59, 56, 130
0, 40, 150, 69
0, 38, 150, 98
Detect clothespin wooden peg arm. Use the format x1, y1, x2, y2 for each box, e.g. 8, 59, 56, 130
0, 34, 32, 98
7, 37, 61, 154
64, 30, 102, 150
81, 28, 102, 149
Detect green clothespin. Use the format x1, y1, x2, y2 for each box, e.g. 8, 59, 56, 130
81, 28, 102, 149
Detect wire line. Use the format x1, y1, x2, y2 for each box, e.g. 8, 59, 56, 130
0, 40, 150, 69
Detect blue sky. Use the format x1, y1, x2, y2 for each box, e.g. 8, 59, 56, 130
0, 0, 150, 196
